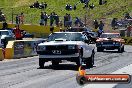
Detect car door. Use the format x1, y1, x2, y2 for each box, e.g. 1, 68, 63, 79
82, 34, 93, 58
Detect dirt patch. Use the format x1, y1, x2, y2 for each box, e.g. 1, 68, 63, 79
14, 0, 31, 7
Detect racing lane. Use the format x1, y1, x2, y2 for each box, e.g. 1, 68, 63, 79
0, 45, 132, 88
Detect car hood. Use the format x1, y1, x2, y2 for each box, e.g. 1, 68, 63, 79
38, 41, 83, 46
96, 38, 124, 42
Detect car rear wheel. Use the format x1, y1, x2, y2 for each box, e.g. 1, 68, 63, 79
39, 58, 45, 68
121, 46, 124, 52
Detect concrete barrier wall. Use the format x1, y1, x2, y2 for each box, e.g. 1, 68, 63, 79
0, 48, 4, 61
122, 37, 132, 45
0, 23, 60, 38
5, 39, 44, 59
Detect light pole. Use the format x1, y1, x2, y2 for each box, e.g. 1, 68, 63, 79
84, 1, 94, 27
11, 8, 13, 24
84, 7, 88, 26
11, 8, 14, 24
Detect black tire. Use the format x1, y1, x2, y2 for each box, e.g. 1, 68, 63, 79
76, 53, 83, 67
121, 46, 125, 52
97, 47, 103, 52
52, 60, 59, 66
86, 52, 94, 67
76, 75, 87, 85
39, 58, 45, 68
118, 47, 122, 53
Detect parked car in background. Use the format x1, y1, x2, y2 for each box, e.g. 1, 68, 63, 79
37, 32, 95, 68
96, 33, 125, 52
0, 30, 15, 48
21, 30, 34, 38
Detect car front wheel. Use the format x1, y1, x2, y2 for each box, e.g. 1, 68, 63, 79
52, 60, 59, 66
76, 53, 83, 67
118, 47, 122, 53
39, 58, 45, 68
86, 52, 94, 67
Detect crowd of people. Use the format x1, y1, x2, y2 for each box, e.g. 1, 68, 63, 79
111, 13, 132, 30
39, 12, 59, 26
16, 12, 24, 24
92, 12, 132, 37
93, 20, 104, 37
30, 1, 47, 9
39, 11, 84, 28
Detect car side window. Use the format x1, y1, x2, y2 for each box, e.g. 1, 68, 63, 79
82, 34, 88, 41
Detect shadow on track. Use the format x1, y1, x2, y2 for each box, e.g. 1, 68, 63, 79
37, 64, 95, 71
100, 50, 125, 53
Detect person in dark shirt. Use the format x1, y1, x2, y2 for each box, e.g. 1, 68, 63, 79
111, 18, 118, 30
34, 1, 40, 8
64, 13, 69, 27
93, 20, 99, 29
50, 12, 54, 26
43, 12, 48, 26
124, 13, 132, 19
2, 21, 8, 30
54, 14, 59, 26
40, 12, 44, 25
16, 14, 20, 24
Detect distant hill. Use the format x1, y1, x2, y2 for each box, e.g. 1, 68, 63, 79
0, 0, 132, 25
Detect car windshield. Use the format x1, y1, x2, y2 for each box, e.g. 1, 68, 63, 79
47, 33, 84, 41
100, 34, 120, 38
0, 31, 9, 36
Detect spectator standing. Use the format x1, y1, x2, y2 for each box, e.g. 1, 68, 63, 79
43, 12, 48, 26
111, 18, 118, 30
84, 0, 90, 8
74, 17, 80, 26
64, 13, 69, 27
20, 12, 24, 24
126, 24, 132, 37
34, 1, 40, 8
68, 14, 72, 27
93, 20, 99, 29
1, 14, 6, 22
16, 14, 20, 24
44, 2, 47, 9
73, 4, 77, 10
49, 12, 54, 26
54, 14, 59, 26
40, 2, 44, 9
66, 4, 70, 10
98, 21, 104, 31
124, 13, 132, 19
2, 21, 8, 30
98, 21, 104, 37
40, 12, 44, 25
13, 25, 23, 40
99, 0, 103, 5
